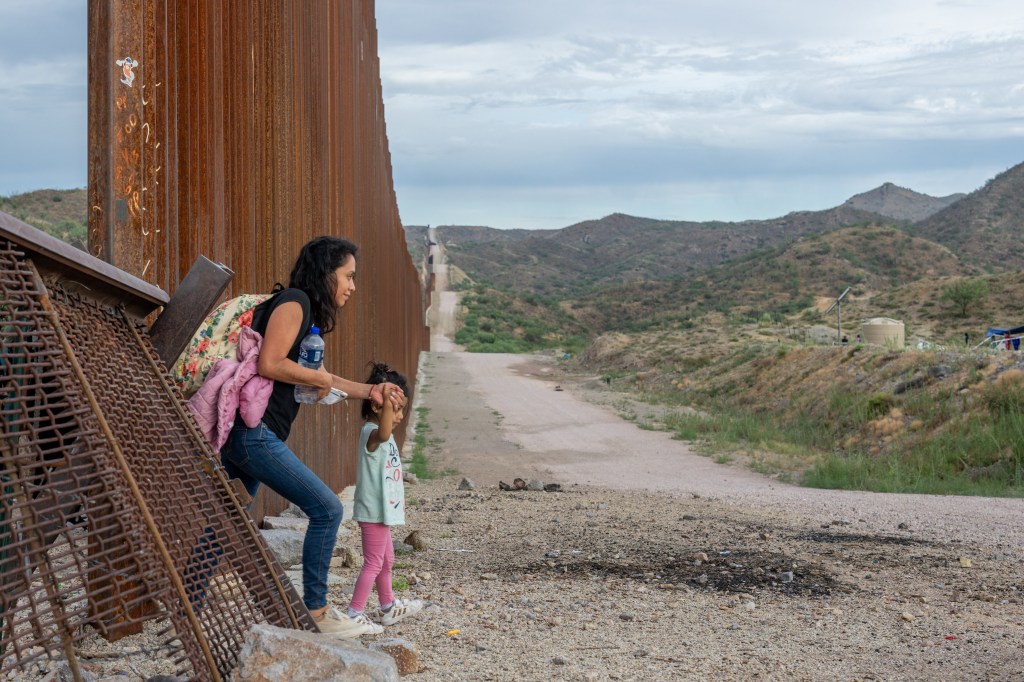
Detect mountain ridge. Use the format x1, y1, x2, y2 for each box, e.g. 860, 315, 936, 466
413, 163, 1024, 294
911, 163, 1024, 271
841, 182, 964, 222
409, 160, 1024, 347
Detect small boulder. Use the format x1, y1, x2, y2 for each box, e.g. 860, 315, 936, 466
369, 638, 420, 676
280, 503, 308, 519
403, 530, 427, 550
332, 545, 363, 568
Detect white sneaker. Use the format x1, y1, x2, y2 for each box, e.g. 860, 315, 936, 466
315, 607, 383, 637
379, 598, 424, 626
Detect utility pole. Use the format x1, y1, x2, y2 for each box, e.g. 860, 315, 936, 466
825, 287, 851, 344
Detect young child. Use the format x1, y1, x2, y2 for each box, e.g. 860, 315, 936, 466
346, 362, 424, 631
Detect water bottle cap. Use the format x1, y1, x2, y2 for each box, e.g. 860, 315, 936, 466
310, 326, 320, 335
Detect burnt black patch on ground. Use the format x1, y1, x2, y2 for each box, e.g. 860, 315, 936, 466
793, 531, 935, 546
522, 548, 842, 596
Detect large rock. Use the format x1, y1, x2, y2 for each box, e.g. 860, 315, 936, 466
262, 516, 309, 533
285, 569, 349, 601
230, 624, 399, 682
333, 544, 363, 568
259, 528, 305, 568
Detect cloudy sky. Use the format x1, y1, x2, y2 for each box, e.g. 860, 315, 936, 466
0, 0, 86, 196
376, 0, 1024, 228
2, 2, 1022, 230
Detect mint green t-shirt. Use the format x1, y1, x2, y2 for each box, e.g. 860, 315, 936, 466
352, 422, 405, 526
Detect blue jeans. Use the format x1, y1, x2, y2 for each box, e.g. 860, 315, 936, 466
221, 422, 344, 611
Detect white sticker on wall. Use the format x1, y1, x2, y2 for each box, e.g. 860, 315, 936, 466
116, 56, 138, 87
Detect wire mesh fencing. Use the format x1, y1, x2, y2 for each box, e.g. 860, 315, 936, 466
0, 236, 316, 681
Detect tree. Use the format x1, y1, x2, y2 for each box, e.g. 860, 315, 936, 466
940, 278, 988, 317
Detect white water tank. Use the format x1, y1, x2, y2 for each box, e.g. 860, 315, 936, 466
861, 318, 905, 348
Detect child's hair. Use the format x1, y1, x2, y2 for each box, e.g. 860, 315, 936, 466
361, 361, 409, 420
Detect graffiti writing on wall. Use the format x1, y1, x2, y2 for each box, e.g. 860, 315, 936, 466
109, 53, 162, 279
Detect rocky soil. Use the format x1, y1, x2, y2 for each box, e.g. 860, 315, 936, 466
339, 475, 1024, 681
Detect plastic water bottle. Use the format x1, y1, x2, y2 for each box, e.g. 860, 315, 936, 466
294, 326, 325, 404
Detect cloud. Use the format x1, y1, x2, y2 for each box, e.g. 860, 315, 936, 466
0, 1, 86, 194
377, 2, 1024, 227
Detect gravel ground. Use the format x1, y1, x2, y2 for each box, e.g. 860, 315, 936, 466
18, 345, 1024, 680
331, 350, 1024, 681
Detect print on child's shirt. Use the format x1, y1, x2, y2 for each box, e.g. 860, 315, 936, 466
383, 441, 403, 515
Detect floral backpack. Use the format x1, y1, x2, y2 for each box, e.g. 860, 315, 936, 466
170, 293, 272, 397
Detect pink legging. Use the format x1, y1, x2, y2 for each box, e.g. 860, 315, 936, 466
349, 522, 395, 612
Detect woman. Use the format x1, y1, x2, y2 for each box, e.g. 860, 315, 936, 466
221, 235, 405, 638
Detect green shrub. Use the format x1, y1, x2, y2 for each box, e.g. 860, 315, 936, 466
865, 393, 895, 418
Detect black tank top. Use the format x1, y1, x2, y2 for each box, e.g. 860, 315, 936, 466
235, 288, 312, 442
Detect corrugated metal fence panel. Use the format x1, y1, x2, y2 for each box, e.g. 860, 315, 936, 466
89, 1, 429, 521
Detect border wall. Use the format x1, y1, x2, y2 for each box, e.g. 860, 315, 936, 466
87, 0, 428, 520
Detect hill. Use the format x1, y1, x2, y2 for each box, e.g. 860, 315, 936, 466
911, 161, 1024, 272
0, 188, 87, 250
841, 182, 964, 222
567, 224, 972, 334
403, 225, 431, 272
439, 205, 887, 298
576, 317, 1024, 494
428, 169, 1024, 312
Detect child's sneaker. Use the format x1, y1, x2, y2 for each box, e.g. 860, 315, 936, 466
315, 607, 383, 637
379, 598, 424, 626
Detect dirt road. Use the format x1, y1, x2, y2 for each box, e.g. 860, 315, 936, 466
427, 227, 457, 353
419, 351, 1024, 552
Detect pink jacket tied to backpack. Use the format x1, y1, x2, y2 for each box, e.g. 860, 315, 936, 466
188, 325, 273, 450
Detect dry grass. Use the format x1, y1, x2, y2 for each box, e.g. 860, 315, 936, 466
577, 319, 1024, 495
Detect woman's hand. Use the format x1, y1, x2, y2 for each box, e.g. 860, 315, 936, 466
368, 382, 406, 411
383, 383, 406, 411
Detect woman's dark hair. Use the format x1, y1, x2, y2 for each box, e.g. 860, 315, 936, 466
361, 361, 409, 420
286, 236, 358, 334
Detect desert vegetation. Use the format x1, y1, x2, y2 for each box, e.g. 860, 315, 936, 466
0, 188, 87, 249
581, 328, 1024, 496
452, 281, 587, 354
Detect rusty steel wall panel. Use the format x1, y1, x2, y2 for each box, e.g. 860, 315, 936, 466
89, 1, 429, 520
